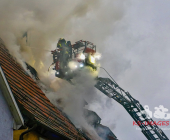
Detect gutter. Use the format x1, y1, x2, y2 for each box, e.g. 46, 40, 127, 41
0, 66, 24, 128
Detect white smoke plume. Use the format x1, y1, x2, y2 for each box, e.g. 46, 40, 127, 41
0, 0, 125, 74
0, 0, 127, 139
40, 69, 102, 140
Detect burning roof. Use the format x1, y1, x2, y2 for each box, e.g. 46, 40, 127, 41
0, 39, 89, 140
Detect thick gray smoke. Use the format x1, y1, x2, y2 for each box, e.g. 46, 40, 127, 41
42, 69, 102, 140
2, 0, 170, 140
0, 0, 125, 75
0, 0, 135, 139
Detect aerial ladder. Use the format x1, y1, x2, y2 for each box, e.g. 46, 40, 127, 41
50, 39, 169, 140
95, 76, 169, 140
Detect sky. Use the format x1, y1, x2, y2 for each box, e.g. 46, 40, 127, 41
1, 0, 170, 139
91, 0, 170, 139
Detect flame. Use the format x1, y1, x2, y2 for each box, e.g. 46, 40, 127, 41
40, 61, 44, 69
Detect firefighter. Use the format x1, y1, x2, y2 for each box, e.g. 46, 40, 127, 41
57, 38, 69, 70
57, 38, 66, 48
57, 38, 69, 55
67, 41, 72, 59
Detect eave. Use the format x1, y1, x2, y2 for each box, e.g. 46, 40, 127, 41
0, 66, 24, 127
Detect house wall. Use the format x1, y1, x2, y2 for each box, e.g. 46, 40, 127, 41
0, 89, 13, 140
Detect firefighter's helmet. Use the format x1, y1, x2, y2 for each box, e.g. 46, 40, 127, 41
57, 38, 66, 48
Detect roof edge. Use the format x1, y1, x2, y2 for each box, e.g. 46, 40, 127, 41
0, 66, 24, 126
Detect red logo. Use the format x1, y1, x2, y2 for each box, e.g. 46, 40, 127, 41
133, 121, 169, 126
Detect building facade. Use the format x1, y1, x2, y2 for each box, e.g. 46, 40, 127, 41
0, 89, 13, 140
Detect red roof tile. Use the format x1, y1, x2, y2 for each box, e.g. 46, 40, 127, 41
0, 39, 87, 140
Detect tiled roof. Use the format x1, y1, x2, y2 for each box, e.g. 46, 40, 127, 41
0, 39, 87, 140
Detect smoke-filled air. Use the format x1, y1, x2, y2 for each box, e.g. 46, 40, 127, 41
0, 0, 125, 71
1, 0, 170, 139
0, 0, 127, 139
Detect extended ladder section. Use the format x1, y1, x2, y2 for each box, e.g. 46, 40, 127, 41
95, 77, 169, 140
